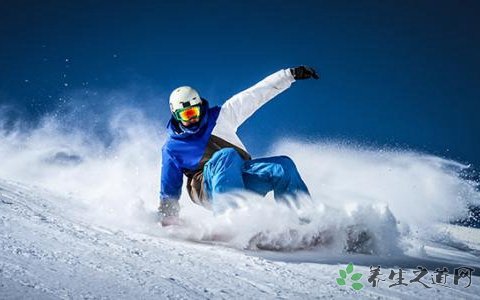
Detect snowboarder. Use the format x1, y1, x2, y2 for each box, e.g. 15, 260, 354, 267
159, 66, 319, 226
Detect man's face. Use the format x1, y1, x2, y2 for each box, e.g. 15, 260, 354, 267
174, 103, 202, 126
180, 116, 200, 127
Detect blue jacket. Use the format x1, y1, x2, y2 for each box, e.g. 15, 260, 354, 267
160, 101, 221, 202
160, 69, 296, 204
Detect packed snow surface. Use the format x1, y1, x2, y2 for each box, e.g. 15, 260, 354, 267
1, 111, 480, 299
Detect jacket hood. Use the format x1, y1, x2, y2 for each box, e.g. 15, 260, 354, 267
167, 99, 210, 139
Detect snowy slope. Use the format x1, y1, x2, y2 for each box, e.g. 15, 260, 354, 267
1, 178, 480, 299
1, 115, 480, 299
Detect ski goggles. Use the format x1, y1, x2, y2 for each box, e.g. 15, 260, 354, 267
174, 105, 201, 122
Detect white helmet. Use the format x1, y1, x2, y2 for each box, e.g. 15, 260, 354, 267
169, 86, 202, 113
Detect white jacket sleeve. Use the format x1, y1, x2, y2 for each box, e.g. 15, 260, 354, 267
219, 69, 295, 131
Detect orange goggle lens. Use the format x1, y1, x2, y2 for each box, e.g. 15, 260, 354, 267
174, 105, 201, 122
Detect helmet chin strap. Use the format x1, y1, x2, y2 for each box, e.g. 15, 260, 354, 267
179, 120, 200, 133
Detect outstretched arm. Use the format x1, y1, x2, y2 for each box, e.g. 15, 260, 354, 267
219, 66, 318, 131
219, 69, 294, 131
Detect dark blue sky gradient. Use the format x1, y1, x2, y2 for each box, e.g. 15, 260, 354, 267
1, 1, 479, 166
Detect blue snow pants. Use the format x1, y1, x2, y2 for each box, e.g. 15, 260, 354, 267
203, 148, 310, 208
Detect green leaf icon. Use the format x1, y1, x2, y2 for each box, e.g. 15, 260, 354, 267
352, 282, 364, 290
351, 273, 363, 281
336, 264, 364, 289
346, 263, 354, 274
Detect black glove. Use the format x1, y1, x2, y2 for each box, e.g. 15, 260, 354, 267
158, 201, 180, 226
290, 66, 319, 80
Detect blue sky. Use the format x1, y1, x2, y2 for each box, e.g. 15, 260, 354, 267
1, 1, 479, 166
